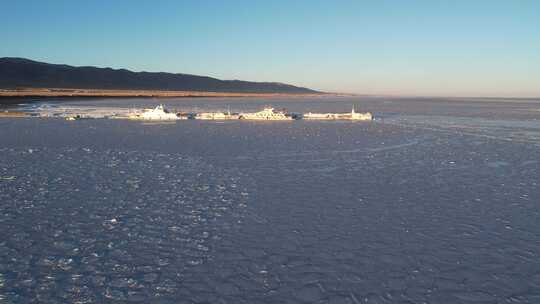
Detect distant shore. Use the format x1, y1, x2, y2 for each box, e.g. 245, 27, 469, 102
0, 88, 333, 98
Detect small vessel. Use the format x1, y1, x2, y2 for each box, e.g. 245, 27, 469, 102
128, 104, 180, 120
239, 107, 293, 120
196, 110, 239, 120
303, 106, 373, 121
348, 106, 373, 120
303, 112, 341, 120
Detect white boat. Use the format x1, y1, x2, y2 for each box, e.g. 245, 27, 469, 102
239, 107, 293, 120
348, 107, 373, 120
128, 104, 180, 120
303, 113, 341, 120
196, 111, 239, 120
303, 107, 372, 121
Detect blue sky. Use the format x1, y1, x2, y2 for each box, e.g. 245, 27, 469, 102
1, 0, 539, 96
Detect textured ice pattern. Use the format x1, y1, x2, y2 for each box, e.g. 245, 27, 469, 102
0, 147, 250, 303
2, 96, 540, 303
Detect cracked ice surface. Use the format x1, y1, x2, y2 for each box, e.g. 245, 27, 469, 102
2, 95, 540, 303
0, 147, 250, 303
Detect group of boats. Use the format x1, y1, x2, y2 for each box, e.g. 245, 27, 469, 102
124, 105, 373, 121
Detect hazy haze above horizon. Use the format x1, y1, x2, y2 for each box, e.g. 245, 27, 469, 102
1, 0, 539, 97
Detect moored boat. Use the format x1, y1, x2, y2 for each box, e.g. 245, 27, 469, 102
196, 111, 239, 120
128, 104, 180, 120
239, 107, 293, 120
347, 107, 373, 120
303, 112, 341, 120
303, 107, 372, 121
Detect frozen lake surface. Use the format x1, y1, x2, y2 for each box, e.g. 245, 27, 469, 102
1, 96, 540, 303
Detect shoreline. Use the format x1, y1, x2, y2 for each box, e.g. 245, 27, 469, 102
0, 88, 334, 99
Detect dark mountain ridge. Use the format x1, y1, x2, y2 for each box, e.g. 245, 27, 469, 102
0, 57, 320, 94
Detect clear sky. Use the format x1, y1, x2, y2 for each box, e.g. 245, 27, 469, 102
1, 0, 539, 97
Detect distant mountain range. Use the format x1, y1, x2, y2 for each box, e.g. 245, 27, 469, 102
0, 57, 320, 94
